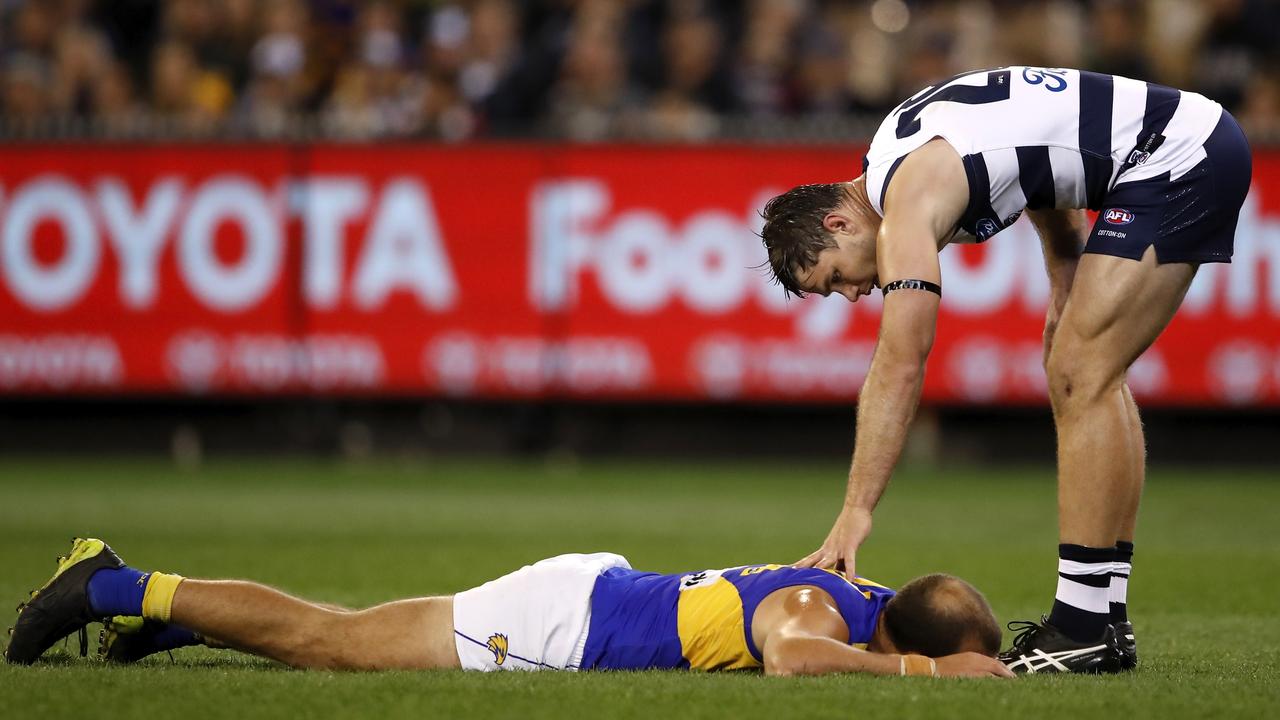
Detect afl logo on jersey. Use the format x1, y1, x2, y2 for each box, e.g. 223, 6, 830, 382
1104, 209, 1135, 225
976, 218, 1000, 240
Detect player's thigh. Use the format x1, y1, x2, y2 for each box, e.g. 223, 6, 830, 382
1054, 110, 1251, 381
453, 552, 631, 671
1049, 246, 1196, 393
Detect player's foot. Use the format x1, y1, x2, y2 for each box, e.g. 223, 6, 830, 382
98, 615, 148, 663
99, 615, 202, 664
998, 616, 1123, 674
5, 538, 124, 665
1115, 620, 1138, 671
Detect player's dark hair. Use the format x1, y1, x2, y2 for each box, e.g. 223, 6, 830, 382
758, 182, 849, 298
881, 573, 1002, 658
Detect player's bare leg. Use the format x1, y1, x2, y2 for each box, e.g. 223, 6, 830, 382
1109, 381, 1145, 668
5, 537, 462, 669
1046, 247, 1195, 641
1047, 379, 1149, 547
1116, 383, 1145, 543
101, 598, 352, 661
1001, 248, 1195, 673
168, 580, 460, 670
1049, 248, 1194, 547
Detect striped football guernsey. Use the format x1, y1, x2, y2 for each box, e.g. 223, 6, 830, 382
862, 66, 1223, 242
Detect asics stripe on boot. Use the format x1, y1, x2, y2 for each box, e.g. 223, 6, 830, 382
998, 616, 1124, 674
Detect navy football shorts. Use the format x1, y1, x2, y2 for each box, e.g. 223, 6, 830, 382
1085, 111, 1253, 264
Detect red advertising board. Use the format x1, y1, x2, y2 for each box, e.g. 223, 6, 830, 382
1, 144, 1278, 405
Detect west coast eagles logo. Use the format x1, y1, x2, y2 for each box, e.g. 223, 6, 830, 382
486, 633, 509, 666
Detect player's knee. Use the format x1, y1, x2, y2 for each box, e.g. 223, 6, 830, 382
1045, 344, 1075, 407
1046, 350, 1121, 411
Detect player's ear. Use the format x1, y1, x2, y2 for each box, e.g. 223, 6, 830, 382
822, 211, 850, 235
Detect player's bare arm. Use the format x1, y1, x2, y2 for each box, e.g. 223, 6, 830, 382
754, 585, 1012, 679
797, 139, 967, 575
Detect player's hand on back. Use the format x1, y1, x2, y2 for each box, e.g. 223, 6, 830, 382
793, 506, 873, 577
934, 652, 1017, 679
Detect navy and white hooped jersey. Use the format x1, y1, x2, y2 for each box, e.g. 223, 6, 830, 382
863, 67, 1224, 242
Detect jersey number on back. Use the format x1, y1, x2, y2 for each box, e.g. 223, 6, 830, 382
679, 568, 726, 591
895, 69, 1012, 138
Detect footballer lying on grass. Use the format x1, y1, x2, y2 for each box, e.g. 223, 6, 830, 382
6, 538, 1012, 678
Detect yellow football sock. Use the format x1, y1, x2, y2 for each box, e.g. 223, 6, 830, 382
141, 572, 185, 623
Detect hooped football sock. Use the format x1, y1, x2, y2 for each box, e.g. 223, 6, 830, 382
141, 572, 185, 623
1110, 540, 1134, 623
86, 566, 151, 617
1048, 544, 1115, 642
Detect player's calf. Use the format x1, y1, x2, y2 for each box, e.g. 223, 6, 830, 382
169, 580, 456, 671
168, 579, 360, 669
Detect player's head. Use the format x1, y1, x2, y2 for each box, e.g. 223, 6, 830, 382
876, 573, 1002, 657
759, 177, 880, 301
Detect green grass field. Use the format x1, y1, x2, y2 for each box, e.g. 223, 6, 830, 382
1, 458, 1277, 719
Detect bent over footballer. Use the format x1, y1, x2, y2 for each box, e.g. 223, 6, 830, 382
766, 67, 1252, 673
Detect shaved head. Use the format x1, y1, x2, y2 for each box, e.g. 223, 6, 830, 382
882, 574, 1002, 657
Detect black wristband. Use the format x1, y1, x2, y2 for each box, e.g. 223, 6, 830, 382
881, 279, 942, 297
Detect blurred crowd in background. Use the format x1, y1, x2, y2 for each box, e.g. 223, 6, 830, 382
2, 0, 1278, 141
